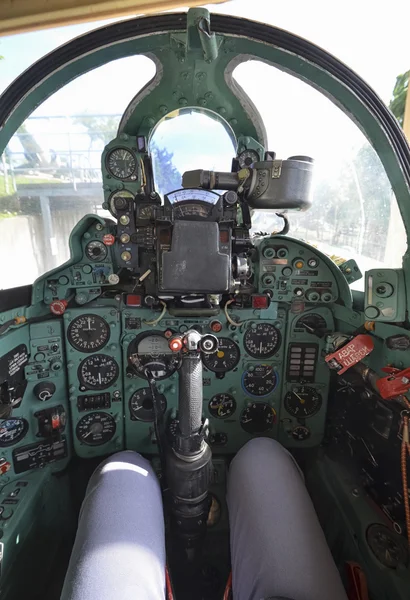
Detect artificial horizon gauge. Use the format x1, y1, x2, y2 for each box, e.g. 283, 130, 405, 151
0, 418, 28, 447
67, 314, 110, 353
78, 354, 119, 390
128, 332, 179, 380
108, 189, 134, 216
106, 147, 137, 180
85, 240, 108, 262
244, 323, 281, 358
202, 338, 240, 373
240, 403, 275, 433
242, 364, 278, 397
76, 412, 116, 446
129, 388, 167, 422
208, 393, 236, 419
166, 188, 220, 205
237, 149, 259, 168
284, 386, 322, 418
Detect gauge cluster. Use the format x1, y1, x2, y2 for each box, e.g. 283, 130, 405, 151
255, 237, 341, 304
0, 303, 334, 474
64, 308, 124, 458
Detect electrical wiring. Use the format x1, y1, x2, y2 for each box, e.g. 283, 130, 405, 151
143, 300, 167, 326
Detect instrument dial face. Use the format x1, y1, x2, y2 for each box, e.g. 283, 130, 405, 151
128, 333, 179, 380
291, 425, 311, 441
202, 338, 240, 373
0, 418, 28, 447
240, 403, 275, 433
67, 315, 110, 353
85, 240, 108, 262
242, 364, 278, 397
284, 386, 322, 418
76, 412, 116, 446
295, 313, 327, 333
78, 354, 119, 390
208, 393, 236, 419
108, 190, 134, 216
106, 148, 137, 180
166, 189, 220, 205
129, 388, 167, 422
237, 149, 259, 168
244, 323, 281, 358
366, 524, 409, 568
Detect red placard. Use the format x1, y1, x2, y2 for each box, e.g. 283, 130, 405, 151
325, 334, 374, 374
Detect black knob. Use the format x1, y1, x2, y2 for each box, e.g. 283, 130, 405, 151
114, 196, 128, 210
33, 382, 56, 402
223, 191, 238, 206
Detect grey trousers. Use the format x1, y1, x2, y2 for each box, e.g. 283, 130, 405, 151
61, 441, 348, 600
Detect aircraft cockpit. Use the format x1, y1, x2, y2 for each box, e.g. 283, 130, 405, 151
0, 8, 409, 600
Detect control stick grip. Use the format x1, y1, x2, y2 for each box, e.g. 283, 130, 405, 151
179, 353, 203, 437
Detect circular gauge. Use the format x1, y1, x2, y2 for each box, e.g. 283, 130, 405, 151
240, 403, 275, 433
208, 394, 236, 419
76, 412, 116, 446
85, 240, 108, 262
0, 418, 28, 447
244, 323, 281, 358
295, 313, 327, 333
78, 354, 119, 390
202, 338, 240, 373
108, 189, 134, 216
291, 425, 311, 441
242, 364, 278, 397
106, 148, 137, 180
128, 332, 180, 380
129, 388, 167, 422
138, 204, 155, 220
366, 524, 409, 568
284, 386, 322, 418
237, 149, 259, 168
67, 314, 110, 353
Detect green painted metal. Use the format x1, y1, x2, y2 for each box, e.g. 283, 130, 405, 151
0, 8, 409, 248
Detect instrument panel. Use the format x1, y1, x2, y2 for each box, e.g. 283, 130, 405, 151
59, 302, 333, 458
0, 226, 339, 475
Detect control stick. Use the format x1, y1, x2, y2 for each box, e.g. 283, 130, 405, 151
166, 330, 218, 561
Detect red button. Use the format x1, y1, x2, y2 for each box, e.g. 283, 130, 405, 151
103, 234, 116, 246
126, 295, 142, 307
252, 295, 269, 309
210, 320, 223, 333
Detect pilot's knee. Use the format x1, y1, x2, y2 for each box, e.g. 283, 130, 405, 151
232, 437, 288, 465
228, 437, 303, 482
88, 450, 158, 489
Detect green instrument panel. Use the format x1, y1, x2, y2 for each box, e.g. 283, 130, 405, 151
61, 304, 334, 457
0, 217, 342, 472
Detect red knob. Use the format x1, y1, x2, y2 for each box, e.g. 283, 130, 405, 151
50, 300, 68, 315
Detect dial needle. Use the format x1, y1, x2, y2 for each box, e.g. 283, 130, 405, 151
293, 391, 305, 403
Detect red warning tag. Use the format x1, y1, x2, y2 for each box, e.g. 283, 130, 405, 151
325, 334, 374, 374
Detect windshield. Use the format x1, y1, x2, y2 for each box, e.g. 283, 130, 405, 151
0, 5, 408, 292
